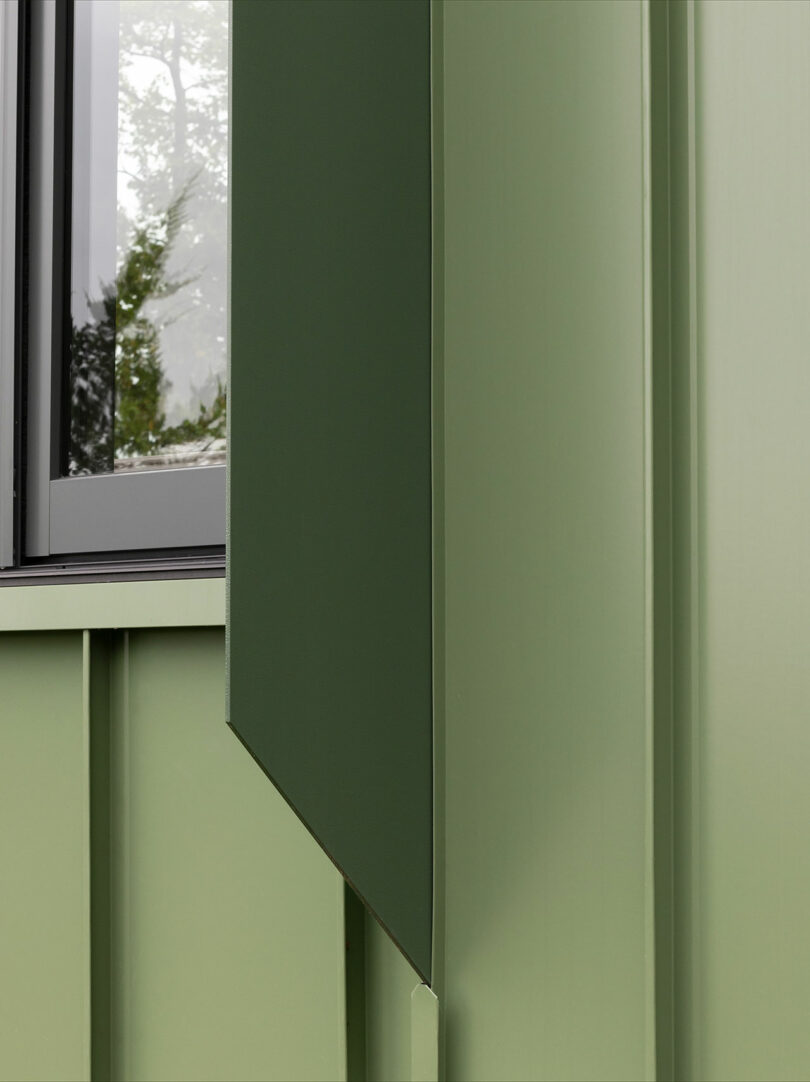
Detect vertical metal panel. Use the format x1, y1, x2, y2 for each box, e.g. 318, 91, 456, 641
410, 984, 439, 1082
0, 622, 348, 1080
107, 629, 347, 1081
0, 632, 90, 1082
439, 2, 654, 1078
364, 912, 421, 1082
673, 3, 810, 1078
228, 0, 433, 981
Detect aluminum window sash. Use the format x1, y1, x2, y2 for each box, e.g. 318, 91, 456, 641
26, 0, 57, 557
26, 2, 226, 560
0, 0, 19, 568
49, 465, 225, 554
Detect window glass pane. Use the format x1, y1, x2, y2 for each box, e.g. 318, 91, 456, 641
67, 0, 229, 476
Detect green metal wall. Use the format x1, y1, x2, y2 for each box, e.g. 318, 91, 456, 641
389, 3, 810, 1079
363, 914, 420, 1082
435, 2, 654, 1079
0, 633, 91, 1080
671, 3, 810, 1079
4, 3, 810, 1081
0, 621, 346, 1082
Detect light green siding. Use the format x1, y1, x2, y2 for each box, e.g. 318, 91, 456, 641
673, 3, 810, 1079
365, 913, 421, 1082
437, 2, 653, 1078
0, 625, 346, 1082
0, 577, 225, 632
0, 633, 90, 1081
106, 629, 345, 1081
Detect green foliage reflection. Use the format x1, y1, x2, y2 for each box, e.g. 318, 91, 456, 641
68, 0, 228, 475
68, 190, 226, 476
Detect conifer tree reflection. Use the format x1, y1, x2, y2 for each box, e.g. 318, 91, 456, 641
68, 190, 226, 475
69, 0, 228, 475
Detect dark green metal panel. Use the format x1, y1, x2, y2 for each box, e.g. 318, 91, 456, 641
228, 0, 433, 980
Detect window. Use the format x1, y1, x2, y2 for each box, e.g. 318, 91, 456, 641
1, 0, 229, 578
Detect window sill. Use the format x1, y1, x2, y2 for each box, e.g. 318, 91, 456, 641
0, 576, 225, 632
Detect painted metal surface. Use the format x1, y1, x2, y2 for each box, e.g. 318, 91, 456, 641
671, 2, 810, 1078
0, 577, 225, 632
48, 466, 226, 554
0, 633, 91, 1081
229, 0, 434, 981
105, 629, 345, 1081
24, 0, 56, 557
5, 4, 810, 1080
437, 2, 655, 1078
0, 626, 347, 1082
410, 985, 439, 1082
364, 913, 421, 1082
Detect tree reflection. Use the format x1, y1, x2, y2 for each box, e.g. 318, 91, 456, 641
69, 189, 226, 475
68, 0, 229, 474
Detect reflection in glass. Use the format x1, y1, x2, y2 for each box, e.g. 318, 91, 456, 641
67, 0, 229, 475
